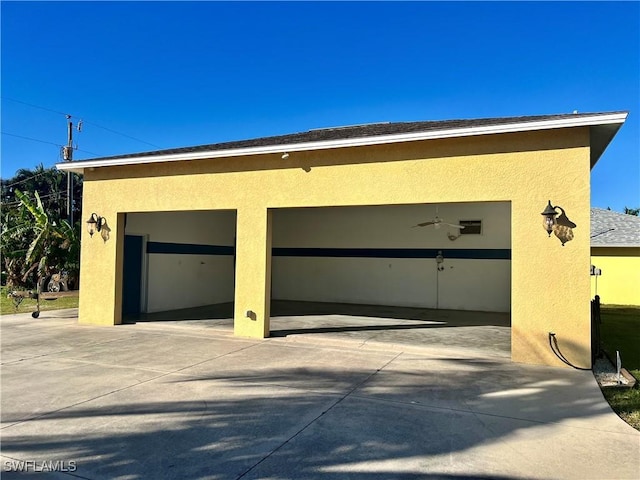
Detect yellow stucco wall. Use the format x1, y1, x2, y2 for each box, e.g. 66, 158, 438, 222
591, 247, 640, 305
79, 127, 592, 367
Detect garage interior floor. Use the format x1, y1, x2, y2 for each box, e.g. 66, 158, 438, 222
127, 300, 511, 358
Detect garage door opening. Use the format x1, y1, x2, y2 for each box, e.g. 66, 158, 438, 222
269, 203, 511, 356
122, 210, 236, 323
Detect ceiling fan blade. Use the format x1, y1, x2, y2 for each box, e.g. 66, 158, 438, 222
444, 223, 465, 229
413, 221, 436, 227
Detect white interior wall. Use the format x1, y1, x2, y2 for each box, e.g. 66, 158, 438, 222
272, 202, 511, 312
273, 257, 437, 307
126, 210, 236, 313
437, 259, 511, 311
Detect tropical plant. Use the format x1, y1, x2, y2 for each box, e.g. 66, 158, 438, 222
1, 189, 80, 289
0, 202, 34, 287
1, 165, 82, 288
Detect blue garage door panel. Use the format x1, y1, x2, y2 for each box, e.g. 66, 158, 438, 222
123, 235, 143, 315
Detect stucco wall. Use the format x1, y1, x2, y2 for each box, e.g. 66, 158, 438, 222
78, 127, 592, 367
125, 211, 236, 312
591, 247, 640, 305
271, 203, 511, 311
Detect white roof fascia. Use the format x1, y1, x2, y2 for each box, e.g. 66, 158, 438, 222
592, 244, 640, 248
56, 112, 628, 173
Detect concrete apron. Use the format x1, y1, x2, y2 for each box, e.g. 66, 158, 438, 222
130, 300, 512, 360
1, 309, 638, 480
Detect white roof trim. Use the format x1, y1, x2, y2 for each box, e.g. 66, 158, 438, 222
57, 112, 628, 172
592, 244, 640, 248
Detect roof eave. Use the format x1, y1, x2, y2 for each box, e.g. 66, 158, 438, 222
56, 112, 629, 174
592, 244, 640, 248
589, 120, 627, 169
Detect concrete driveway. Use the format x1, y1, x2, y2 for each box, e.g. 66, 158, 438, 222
1, 309, 638, 479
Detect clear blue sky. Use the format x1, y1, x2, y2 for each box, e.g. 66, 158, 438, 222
2, 1, 638, 211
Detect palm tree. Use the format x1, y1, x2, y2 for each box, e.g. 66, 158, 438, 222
1, 165, 83, 224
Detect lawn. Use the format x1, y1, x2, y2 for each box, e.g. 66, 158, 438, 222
0, 286, 79, 316
599, 305, 640, 430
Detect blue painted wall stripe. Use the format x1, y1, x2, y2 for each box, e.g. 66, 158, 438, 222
147, 242, 234, 256
273, 247, 510, 259
146, 242, 510, 260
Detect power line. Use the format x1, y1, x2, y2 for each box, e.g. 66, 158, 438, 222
81, 120, 160, 148
2, 96, 161, 148
76, 148, 101, 156
1, 190, 72, 207
1, 97, 68, 116
2, 131, 101, 157
2, 169, 80, 189
1, 131, 62, 148
2, 170, 52, 188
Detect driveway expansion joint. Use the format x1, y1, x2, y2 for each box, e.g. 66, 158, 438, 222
234, 352, 402, 479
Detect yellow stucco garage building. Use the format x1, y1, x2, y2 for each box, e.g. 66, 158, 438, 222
57, 111, 628, 367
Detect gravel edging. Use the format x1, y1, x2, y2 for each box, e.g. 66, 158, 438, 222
593, 356, 637, 388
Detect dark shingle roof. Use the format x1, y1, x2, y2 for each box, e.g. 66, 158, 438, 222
85, 111, 626, 162
591, 208, 640, 247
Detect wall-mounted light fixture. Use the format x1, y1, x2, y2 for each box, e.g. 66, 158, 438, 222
86, 213, 104, 237
541, 200, 576, 246
447, 231, 461, 242
86, 213, 110, 242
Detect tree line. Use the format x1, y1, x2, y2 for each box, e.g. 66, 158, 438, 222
1, 165, 82, 289
623, 207, 640, 216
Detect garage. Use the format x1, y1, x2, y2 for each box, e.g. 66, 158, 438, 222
271, 202, 511, 312
121, 203, 511, 317
121, 203, 511, 354
59, 111, 628, 366
122, 210, 236, 320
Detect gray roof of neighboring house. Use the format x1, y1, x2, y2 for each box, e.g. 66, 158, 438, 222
57, 110, 628, 174
591, 208, 640, 247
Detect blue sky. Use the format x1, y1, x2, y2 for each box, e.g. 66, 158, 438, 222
1, 1, 638, 211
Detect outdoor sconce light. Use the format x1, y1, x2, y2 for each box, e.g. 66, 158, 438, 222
86, 213, 110, 242
86, 213, 104, 237
541, 200, 577, 246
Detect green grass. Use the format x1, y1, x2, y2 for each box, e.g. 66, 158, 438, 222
1, 286, 79, 315
599, 305, 640, 430
600, 305, 640, 368
601, 386, 640, 431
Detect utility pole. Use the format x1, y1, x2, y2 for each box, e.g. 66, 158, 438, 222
62, 115, 81, 225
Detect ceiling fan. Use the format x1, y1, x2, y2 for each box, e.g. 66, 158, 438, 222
412, 209, 465, 230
